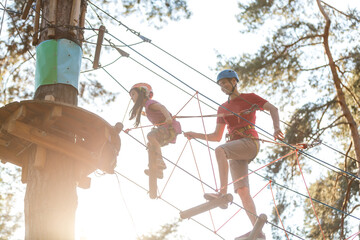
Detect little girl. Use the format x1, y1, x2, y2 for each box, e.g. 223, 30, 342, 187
129, 83, 181, 179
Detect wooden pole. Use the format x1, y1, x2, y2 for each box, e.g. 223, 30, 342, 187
93, 25, 106, 69
69, 0, 81, 36
21, 0, 35, 20
32, 0, 41, 46
26, 0, 86, 239
47, 0, 57, 38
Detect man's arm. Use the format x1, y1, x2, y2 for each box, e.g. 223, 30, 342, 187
263, 102, 284, 140
184, 123, 226, 142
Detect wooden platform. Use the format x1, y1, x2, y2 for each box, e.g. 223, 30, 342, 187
0, 100, 121, 178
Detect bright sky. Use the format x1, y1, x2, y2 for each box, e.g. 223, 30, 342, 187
4, 0, 360, 240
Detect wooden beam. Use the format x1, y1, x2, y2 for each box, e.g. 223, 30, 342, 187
93, 25, 106, 69
34, 145, 46, 169
21, 0, 35, 19
180, 194, 233, 219
0, 139, 9, 147
2, 105, 27, 131
0, 145, 23, 167
78, 1, 87, 41
32, 0, 41, 45
48, 0, 57, 38
21, 156, 29, 183
4, 120, 97, 170
69, 0, 81, 36
42, 105, 62, 128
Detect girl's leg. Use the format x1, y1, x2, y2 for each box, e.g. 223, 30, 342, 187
147, 131, 165, 168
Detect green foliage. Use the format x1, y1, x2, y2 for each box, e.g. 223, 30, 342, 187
121, 0, 191, 28
137, 218, 183, 240
0, 165, 23, 240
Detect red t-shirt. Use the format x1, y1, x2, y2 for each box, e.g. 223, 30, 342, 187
216, 93, 267, 140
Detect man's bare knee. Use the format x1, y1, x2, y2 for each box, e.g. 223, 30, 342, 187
237, 187, 251, 198
215, 146, 226, 158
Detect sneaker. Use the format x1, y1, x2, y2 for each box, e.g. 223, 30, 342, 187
144, 169, 163, 179
235, 231, 266, 240
203, 193, 228, 209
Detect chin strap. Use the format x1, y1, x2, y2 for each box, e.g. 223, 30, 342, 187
227, 82, 237, 103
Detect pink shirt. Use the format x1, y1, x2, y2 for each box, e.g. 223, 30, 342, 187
217, 93, 267, 140
145, 99, 182, 135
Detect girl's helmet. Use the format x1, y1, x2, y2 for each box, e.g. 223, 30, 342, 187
130, 83, 153, 99
217, 69, 239, 83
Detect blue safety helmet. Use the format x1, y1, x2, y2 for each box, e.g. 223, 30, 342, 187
216, 69, 239, 83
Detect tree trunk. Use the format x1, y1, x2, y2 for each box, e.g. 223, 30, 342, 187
25, 0, 87, 239
316, 1, 360, 176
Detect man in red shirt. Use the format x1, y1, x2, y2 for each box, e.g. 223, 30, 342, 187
184, 69, 283, 240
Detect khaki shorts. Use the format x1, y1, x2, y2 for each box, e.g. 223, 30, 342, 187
218, 138, 259, 192
148, 126, 176, 147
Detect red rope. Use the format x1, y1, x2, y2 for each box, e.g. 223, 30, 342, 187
189, 140, 206, 194
296, 150, 326, 240
346, 230, 360, 240
159, 140, 188, 198
173, 91, 198, 117
270, 180, 290, 240
215, 180, 271, 233
223, 150, 297, 190
196, 92, 218, 190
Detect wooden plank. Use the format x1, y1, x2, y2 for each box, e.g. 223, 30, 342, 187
21, 156, 29, 184
42, 105, 62, 128
4, 120, 97, 170
69, 0, 81, 36
2, 105, 27, 131
34, 145, 46, 169
21, 0, 35, 19
247, 214, 267, 240
32, 0, 41, 45
0, 139, 9, 147
93, 25, 106, 69
0, 145, 23, 167
180, 194, 233, 219
48, 0, 57, 38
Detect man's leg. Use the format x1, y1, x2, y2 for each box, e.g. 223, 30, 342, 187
237, 187, 257, 226
215, 146, 229, 195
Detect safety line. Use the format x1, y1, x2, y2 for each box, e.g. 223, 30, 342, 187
105, 31, 360, 182
147, 31, 359, 165
270, 181, 290, 240
112, 68, 360, 224
296, 150, 326, 240
76, 10, 360, 236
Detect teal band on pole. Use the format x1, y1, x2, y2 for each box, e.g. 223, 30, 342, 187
35, 39, 82, 91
